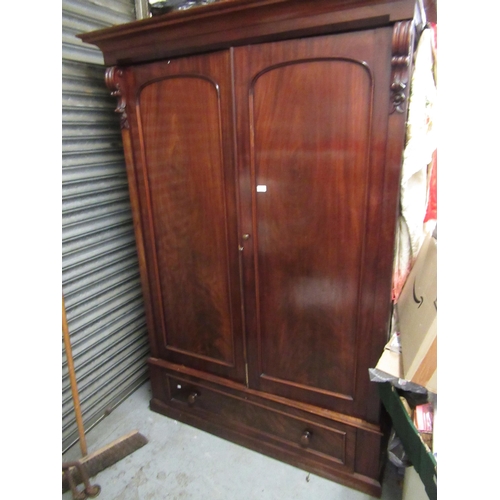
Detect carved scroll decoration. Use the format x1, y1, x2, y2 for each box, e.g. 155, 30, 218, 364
390, 21, 415, 114
105, 66, 129, 129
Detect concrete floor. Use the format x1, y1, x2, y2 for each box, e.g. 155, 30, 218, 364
63, 382, 403, 500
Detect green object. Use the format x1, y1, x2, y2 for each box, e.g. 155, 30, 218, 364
378, 382, 437, 500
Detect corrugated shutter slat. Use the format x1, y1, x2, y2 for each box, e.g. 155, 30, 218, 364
62, 0, 148, 453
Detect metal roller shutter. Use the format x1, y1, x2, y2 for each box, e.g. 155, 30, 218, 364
62, 0, 150, 452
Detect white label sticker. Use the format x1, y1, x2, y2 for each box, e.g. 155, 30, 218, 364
256, 185, 267, 192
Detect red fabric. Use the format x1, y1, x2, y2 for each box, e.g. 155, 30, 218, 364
424, 23, 437, 223
424, 149, 437, 222
429, 22, 437, 50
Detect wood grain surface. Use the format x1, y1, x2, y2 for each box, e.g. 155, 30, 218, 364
234, 28, 394, 418
125, 51, 246, 382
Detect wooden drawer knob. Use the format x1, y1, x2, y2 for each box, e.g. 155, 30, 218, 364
187, 391, 199, 406
300, 430, 312, 448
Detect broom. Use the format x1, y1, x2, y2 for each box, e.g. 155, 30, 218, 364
62, 294, 148, 494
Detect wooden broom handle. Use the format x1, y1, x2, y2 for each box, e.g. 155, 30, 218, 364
62, 294, 88, 456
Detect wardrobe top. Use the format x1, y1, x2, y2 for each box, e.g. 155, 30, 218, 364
78, 0, 425, 66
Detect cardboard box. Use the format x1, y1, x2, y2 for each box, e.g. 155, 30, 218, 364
397, 232, 437, 393
372, 337, 403, 379
403, 466, 428, 500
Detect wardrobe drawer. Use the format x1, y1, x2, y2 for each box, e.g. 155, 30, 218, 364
165, 374, 355, 470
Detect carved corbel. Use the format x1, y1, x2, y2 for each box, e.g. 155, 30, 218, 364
105, 66, 129, 129
390, 21, 415, 114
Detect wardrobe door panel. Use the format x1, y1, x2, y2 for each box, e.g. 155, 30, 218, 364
253, 59, 370, 399
127, 51, 246, 382
235, 29, 394, 416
